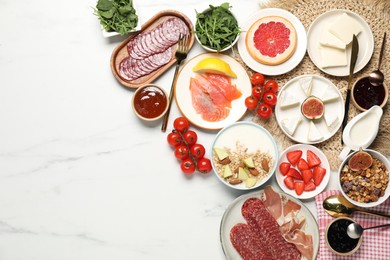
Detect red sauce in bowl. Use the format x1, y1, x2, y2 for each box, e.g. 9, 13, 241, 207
133, 85, 168, 119
353, 77, 386, 110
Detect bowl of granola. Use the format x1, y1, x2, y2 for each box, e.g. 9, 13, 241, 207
338, 149, 390, 208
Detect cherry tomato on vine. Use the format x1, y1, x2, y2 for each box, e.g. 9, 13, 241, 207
167, 132, 183, 147
264, 80, 279, 93
190, 144, 205, 159
251, 86, 263, 100
173, 117, 190, 133
183, 130, 197, 147
257, 103, 273, 119
250, 72, 265, 86
180, 158, 196, 174
197, 158, 212, 173
263, 91, 278, 107
174, 145, 189, 160
245, 96, 258, 110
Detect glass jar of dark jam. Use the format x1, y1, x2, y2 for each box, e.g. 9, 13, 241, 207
133, 85, 168, 120
326, 218, 361, 254
352, 77, 387, 110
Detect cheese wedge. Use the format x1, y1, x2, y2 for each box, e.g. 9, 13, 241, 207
282, 116, 302, 135
279, 91, 300, 109
320, 28, 347, 50
320, 85, 339, 103
308, 121, 323, 142
320, 46, 347, 68
328, 12, 362, 44
299, 77, 313, 97
324, 112, 339, 131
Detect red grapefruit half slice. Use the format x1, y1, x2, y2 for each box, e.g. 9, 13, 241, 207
246, 16, 297, 66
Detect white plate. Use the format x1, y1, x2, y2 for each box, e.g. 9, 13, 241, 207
307, 9, 374, 77
220, 188, 319, 259
237, 8, 307, 76
275, 144, 331, 199
275, 74, 344, 144
175, 53, 251, 130
211, 122, 278, 190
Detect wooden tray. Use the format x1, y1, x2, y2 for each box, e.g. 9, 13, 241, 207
110, 10, 194, 89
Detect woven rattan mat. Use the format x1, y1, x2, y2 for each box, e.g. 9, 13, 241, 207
234, 0, 390, 170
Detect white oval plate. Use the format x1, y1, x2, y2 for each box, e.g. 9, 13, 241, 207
220, 188, 319, 259
237, 8, 307, 76
275, 74, 344, 144
175, 53, 251, 130
307, 9, 374, 77
211, 122, 278, 190
275, 144, 331, 199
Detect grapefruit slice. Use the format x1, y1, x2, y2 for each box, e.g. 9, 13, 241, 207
246, 16, 297, 65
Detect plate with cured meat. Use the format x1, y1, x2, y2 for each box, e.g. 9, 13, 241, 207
110, 10, 194, 88
220, 186, 319, 260
237, 8, 307, 76
175, 53, 252, 130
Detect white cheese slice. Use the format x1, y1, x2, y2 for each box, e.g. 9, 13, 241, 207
320, 46, 347, 68
320, 85, 339, 103
324, 112, 339, 131
279, 91, 300, 109
328, 12, 362, 44
299, 77, 313, 97
320, 29, 347, 50
308, 121, 323, 142
282, 116, 302, 135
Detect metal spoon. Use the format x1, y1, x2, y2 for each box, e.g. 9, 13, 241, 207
369, 32, 386, 86
347, 222, 390, 239
323, 195, 390, 219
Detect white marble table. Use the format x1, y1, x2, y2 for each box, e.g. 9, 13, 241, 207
0, 0, 341, 259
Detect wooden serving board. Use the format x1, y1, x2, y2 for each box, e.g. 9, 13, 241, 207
110, 10, 194, 89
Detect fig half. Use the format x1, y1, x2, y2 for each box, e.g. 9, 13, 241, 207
348, 149, 373, 171
301, 96, 324, 120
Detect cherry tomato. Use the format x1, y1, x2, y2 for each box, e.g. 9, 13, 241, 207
245, 96, 258, 111
263, 91, 278, 107
251, 86, 263, 100
257, 103, 273, 119
197, 158, 212, 173
181, 158, 196, 174
173, 117, 190, 133
190, 144, 205, 159
250, 72, 265, 86
174, 145, 189, 160
167, 132, 183, 147
264, 80, 279, 93
183, 130, 197, 147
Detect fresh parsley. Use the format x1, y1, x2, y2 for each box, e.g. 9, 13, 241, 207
195, 3, 240, 51
95, 0, 138, 36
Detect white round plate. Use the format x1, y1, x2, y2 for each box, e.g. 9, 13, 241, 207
275, 74, 344, 144
307, 9, 374, 77
237, 8, 307, 76
275, 144, 331, 199
220, 188, 319, 259
175, 53, 251, 130
211, 122, 278, 190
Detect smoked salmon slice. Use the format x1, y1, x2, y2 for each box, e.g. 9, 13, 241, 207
205, 73, 242, 101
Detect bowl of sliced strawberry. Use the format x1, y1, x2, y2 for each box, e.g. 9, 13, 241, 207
275, 144, 331, 199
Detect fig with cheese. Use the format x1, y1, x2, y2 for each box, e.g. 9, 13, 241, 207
301, 96, 324, 120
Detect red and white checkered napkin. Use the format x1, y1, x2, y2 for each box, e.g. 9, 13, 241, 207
315, 190, 390, 260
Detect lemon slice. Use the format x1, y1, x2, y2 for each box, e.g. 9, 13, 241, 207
192, 57, 237, 78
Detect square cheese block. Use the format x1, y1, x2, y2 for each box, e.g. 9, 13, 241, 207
299, 77, 313, 97
320, 46, 347, 68
282, 116, 302, 135
279, 91, 300, 109
308, 121, 323, 142
328, 12, 362, 44
320, 27, 347, 50
324, 112, 339, 131
320, 85, 339, 103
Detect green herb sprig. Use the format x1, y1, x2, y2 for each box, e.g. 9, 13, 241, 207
95, 0, 138, 36
195, 3, 240, 51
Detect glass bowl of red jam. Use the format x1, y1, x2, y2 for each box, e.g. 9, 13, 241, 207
325, 217, 362, 256
351, 76, 388, 111
132, 84, 168, 121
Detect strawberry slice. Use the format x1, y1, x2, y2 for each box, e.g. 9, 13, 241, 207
304, 181, 316, 191
284, 176, 295, 190
301, 169, 313, 184
307, 150, 321, 168
294, 181, 304, 195
279, 162, 291, 176
313, 166, 326, 186
286, 168, 303, 180
297, 158, 310, 171
287, 150, 302, 166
